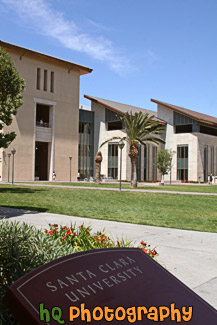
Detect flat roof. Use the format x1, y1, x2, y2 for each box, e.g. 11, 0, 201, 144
0, 40, 92, 75
84, 95, 166, 123
151, 98, 217, 126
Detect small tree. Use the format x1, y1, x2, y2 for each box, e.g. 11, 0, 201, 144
0, 48, 25, 148
156, 149, 175, 184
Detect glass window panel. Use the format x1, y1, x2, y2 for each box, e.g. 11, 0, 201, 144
177, 145, 188, 181
108, 144, 118, 179
185, 146, 188, 158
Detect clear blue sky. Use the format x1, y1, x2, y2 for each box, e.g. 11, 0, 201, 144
1, 0, 217, 116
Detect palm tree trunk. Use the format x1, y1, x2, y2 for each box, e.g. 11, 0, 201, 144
131, 157, 137, 188
131, 160, 133, 187
95, 162, 100, 184
95, 151, 102, 184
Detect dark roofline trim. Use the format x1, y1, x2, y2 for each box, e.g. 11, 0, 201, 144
0, 40, 92, 75
151, 98, 217, 126
84, 95, 166, 125
84, 94, 125, 117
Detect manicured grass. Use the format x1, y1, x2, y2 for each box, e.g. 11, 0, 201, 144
18, 181, 217, 193
1, 185, 217, 232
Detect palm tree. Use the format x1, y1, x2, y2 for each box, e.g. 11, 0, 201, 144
100, 111, 165, 188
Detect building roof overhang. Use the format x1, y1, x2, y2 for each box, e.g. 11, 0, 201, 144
0, 40, 93, 75
151, 98, 217, 127
84, 95, 166, 124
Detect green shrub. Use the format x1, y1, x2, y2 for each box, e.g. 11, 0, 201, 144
0, 221, 158, 324
0, 221, 76, 324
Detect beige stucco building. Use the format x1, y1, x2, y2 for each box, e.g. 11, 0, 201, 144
152, 99, 217, 182
83, 95, 165, 182
0, 41, 92, 182
1, 41, 217, 183
84, 96, 217, 183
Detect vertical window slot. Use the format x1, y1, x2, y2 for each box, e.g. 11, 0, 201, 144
44, 70, 48, 91
50, 71, 54, 93
36, 68, 41, 90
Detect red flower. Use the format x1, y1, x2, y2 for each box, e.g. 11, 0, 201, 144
49, 230, 54, 236
73, 232, 78, 237
44, 229, 49, 233
66, 230, 72, 236
117, 240, 120, 246
142, 248, 150, 254
151, 250, 157, 256
62, 226, 68, 230
60, 237, 66, 242
53, 224, 58, 227
140, 241, 146, 246
77, 243, 80, 246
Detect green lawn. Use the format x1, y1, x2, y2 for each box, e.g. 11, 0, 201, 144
18, 181, 217, 193
1, 185, 217, 233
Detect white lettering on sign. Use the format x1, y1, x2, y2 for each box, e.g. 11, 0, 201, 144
45, 256, 143, 303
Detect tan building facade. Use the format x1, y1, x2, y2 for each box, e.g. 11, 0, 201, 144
2, 41, 217, 183
0, 41, 92, 182
84, 95, 164, 182
153, 99, 217, 182
84, 96, 217, 183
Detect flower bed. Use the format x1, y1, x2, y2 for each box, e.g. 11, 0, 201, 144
44, 223, 158, 258
0, 220, 158, 324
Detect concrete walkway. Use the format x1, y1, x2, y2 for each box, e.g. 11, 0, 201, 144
1, 206, 217, 310
12, 182, 217, 196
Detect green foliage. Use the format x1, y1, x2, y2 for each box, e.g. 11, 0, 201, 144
120, 111, 165, 147
0, 48, 25, 148
0, 221, 76, 324
0, 220, 157, 324
156, 149, 175, 178
100, 111, 165, 188
100, 111, 165, 148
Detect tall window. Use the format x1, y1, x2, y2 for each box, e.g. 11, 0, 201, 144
144, 145, 147, 181
177, 145, 188, 181
108, 144, 118, 179
50, 71, 54, 93
211, 146, 214, 174
136, 145, 141, 181
78, 110, 94, 179
36, 68, 41, 90
204, 146, 208, 182
152, 146, 157, 181
43, 70, 48, 91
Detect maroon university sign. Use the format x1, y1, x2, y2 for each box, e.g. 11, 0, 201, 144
4, 248, 217, 324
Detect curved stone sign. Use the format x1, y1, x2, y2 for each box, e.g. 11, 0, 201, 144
4, 247, 217, 324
